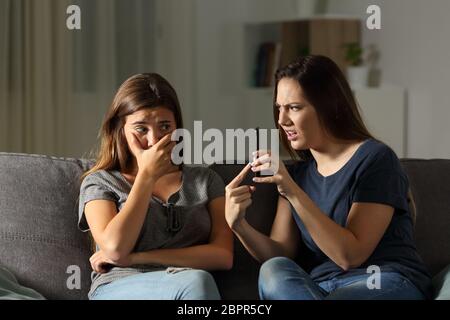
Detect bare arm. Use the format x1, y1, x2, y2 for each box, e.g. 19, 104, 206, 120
232, 195, 300, 263
84, 172, 155, 263
131, 197, 234, 270
84, 133, 176, 263
288, 188, 394, 270
224, 164, 300, 263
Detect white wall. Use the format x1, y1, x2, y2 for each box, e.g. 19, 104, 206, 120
157, 0, 450, 159
154, 0, 197, 133
193, 0, 306, 131
326, 0, 450, 158
154, 0, 305, 141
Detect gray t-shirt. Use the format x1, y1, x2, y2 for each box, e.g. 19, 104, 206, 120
78, 166, 225, 298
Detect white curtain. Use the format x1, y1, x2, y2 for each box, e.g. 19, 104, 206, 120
0, 0, 74, 156
0, 0, 156, 158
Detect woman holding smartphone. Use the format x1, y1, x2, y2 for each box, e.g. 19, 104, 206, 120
225, 55, 431, 300
78, 73, 233, 300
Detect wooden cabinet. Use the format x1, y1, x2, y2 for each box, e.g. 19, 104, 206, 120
244, 16, 361, 88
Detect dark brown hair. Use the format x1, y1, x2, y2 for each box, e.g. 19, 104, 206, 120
273, 55, 374, 160
83, 73, 183, 179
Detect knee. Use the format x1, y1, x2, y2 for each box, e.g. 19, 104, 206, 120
259, 257, 303, 299
181, 270, 220, 300
259, 256, 300, 282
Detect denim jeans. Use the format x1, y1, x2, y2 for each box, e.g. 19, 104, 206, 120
90, 269, 221, 300
258, 257, 426, 300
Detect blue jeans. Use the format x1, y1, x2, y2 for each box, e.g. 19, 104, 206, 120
258, 257, 426, 300
90, 269, 221, 300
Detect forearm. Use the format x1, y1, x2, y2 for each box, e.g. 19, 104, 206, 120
287, 187, 361, 269
132, 244, 233, 271
101, 172, 156, 258
232, 219, 290, 263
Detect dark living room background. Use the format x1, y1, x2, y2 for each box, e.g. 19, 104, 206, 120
1, 0, 450, 160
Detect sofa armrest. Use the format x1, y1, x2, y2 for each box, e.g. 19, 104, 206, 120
433, 265, 450, 300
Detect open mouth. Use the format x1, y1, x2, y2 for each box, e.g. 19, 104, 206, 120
285, 129, 299, 141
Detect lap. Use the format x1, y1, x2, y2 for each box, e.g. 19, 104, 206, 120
324, 272, 425, 300
258, 258, 425, 300
90, 269, 218, 300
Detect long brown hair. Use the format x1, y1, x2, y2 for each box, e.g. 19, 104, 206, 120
273, 55, 374, 160
82, 73, 183, 180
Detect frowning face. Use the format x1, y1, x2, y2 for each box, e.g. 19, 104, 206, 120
276, 78, 327, 151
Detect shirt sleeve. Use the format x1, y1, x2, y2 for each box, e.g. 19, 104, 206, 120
207, 168, 225, 201
352, 147, 410, 213
78, 172, 117, 232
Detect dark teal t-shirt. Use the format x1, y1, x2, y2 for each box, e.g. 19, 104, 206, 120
288, 139, 432, 298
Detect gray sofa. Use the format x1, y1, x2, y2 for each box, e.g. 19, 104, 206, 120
0, 152, 449, 300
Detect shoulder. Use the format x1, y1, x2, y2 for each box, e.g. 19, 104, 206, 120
82, 169, 110, 184
363, 139, 396, 159
359, 139, 403, 174
80, 169, 122, 190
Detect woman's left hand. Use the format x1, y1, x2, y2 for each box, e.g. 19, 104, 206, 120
89, 250, 134, 273
251, 150, 297, 198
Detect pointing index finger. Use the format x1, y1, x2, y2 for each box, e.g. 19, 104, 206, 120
228, 163, 252, 188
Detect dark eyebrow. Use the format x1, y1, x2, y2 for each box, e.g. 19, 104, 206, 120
131, 121, 148, 125
131, 120, 172, 125
275, 102, 305, 108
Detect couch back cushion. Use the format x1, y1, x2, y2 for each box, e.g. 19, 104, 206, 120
0, 153, 93, 299
400, 159, 450, 275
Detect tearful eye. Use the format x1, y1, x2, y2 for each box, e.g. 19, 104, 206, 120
161, 124, 171, 131
135, 126, 148, 134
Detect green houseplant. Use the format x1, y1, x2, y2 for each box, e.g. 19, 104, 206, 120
344, 42, 369, 88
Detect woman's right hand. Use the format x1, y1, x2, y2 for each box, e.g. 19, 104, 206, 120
225, 163, 255, 230
129, 133, 178, 181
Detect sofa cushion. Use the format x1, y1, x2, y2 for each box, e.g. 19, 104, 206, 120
0, 153, 93, 299
400, 159, 450, 276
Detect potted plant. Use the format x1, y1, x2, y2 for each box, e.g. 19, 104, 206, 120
344, 42, 369, 88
